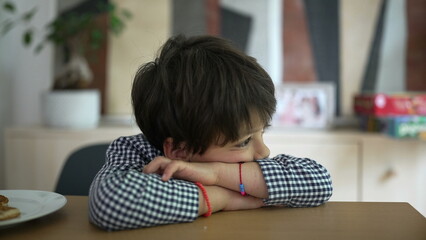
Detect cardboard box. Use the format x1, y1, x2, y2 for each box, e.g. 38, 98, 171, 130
386, 116, 426, 138
354, 93, 426, 116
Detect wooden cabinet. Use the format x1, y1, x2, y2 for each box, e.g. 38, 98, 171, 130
4, 126, 426, 216
264, 130, 426, 216
361, 136, 426, 216
4, 126, 139, 191
264, 132, 360, 202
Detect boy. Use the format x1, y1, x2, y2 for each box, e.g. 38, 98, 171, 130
89, 35, 333, 231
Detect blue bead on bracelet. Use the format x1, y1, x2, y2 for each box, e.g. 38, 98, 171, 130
239, 183, 246, 196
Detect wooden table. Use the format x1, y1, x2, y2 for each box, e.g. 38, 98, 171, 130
1, 196, 425, 240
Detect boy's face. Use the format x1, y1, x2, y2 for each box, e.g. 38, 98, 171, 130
189, 115, 270, 163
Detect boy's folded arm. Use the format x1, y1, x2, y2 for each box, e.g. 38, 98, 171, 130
201, 185, 264, 215
88, 136, 264, 231
89, 136, 201, 231
89, 168, 263, 231
138, 155, 332, 208
256, 154, 333, 207
213, 162, 269, 199
211, 155, 333, 206
89, 169, 200, 231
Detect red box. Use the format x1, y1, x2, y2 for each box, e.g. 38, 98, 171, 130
354, 93, 426, 116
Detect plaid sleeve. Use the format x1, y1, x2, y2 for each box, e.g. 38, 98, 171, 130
256, 154, 333, 207
89, 135, 199, 231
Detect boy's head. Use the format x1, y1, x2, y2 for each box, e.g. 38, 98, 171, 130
132, 35, 276, 155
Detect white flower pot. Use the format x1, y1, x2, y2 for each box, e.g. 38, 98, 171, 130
42, 90, 100, 129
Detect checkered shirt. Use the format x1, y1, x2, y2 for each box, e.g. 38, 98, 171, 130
89, 134, 333, 231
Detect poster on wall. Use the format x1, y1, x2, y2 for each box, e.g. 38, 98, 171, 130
272, 83, 335, 129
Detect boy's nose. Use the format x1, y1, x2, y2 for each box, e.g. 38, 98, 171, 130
255, 142, 270, 160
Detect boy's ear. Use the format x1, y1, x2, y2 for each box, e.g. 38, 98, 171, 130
163, 137, 191, 161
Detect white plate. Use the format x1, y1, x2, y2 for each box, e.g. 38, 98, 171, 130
0, 190, 67, 227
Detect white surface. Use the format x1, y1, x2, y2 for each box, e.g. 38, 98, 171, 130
42, 90, 100, 129
0, 190, 67, 227
0, 0, 56, 126
339, 0, 382, 117
0, 0, 57, 189
221, 0, 283, 84
376, 0, 407, 92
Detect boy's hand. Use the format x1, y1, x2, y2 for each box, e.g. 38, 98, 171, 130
220, 187, 265, 211
199, 186, 264, 215
144, 157, 265, 215
143, 156, 219, 185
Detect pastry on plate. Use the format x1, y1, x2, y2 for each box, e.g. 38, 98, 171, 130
0, 195, 8, 207
0, 206, 21, 221
0, 195, 21, 221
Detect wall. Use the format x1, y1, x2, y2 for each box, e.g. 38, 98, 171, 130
173, 0, 207, 36
0, 0, 55, 125
0, 0, 56, 188
106, 0, 171, 117
340, 0, 382, 117
105, 0, 282, 117
375, 0, 407, 92
221, 0, 283, 85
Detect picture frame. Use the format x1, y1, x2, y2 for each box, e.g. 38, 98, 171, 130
272, 83, 335, 129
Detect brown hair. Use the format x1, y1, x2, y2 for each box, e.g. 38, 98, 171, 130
132, 35, 276, 154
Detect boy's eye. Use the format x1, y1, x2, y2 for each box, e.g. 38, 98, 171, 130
236, 137, 252, 148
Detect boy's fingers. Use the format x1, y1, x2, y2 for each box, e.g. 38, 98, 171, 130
161, 161, 182, 181
143, 161, 158, 173
143, 157, 167, 173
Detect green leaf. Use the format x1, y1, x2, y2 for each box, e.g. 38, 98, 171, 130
109, 14, 124, 35
1, 20, 14, 35
3, 2, 15, 13
90, 29, 103, 49
35, 43, 45, 54
121, 9, 132, 19
23, 7, 37, 22
91, 29, 102, 40
23, 29, 33, 46
95, 1, 106, 12
105, 2, 115, 13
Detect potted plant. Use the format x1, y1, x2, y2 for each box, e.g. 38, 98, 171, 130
1, 0, 131, 129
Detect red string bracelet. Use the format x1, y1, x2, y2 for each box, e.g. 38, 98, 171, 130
195, 182, 212, 217
239, 162, 247, 196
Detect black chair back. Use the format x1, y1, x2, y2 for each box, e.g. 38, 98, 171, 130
55, 143, 109, 196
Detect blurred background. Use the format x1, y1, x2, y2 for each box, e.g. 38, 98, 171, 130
0, 0, 425, 215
